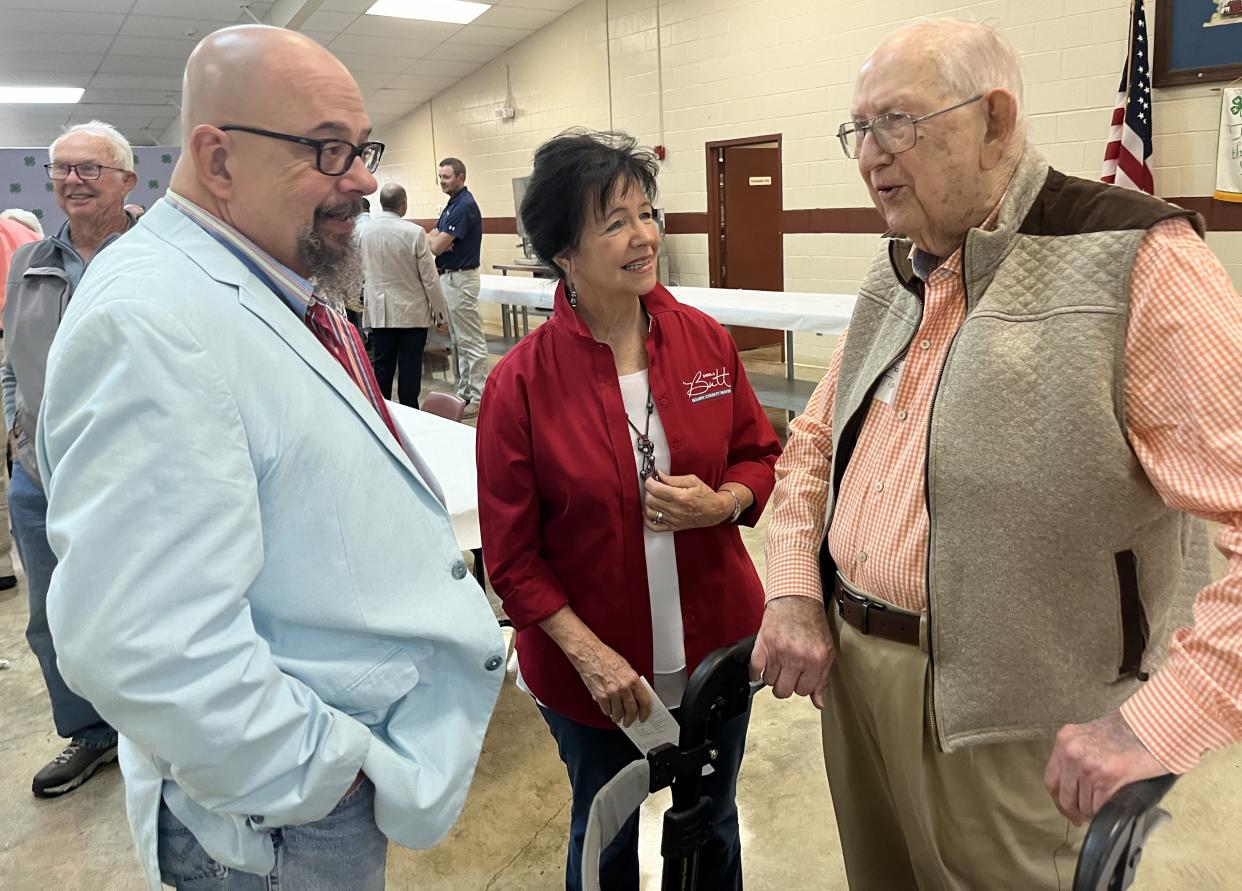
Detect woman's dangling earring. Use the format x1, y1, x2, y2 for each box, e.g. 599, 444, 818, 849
568, 281, 578, 307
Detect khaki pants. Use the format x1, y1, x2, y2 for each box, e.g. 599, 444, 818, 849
822, 600, 1084, 891
439, 269, 488, 404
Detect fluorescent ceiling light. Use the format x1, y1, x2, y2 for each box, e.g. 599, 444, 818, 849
365, 0, 491, 25
0, 86, 84, 104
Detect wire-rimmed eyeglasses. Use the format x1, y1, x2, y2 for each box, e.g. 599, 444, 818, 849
219, 125, 385, 176
45, 162, 128, 180
836, 95, 983, 160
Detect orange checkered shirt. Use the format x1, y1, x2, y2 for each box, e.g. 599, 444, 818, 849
764, 217, 1242, 774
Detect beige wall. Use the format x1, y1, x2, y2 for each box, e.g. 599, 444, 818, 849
376, 0, 1242, 371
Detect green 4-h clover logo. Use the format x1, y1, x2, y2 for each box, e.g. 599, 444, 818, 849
148, 179, 159, 189
161, 153, 172, 164
8, 183, 21, 194
1232, 96, 1242, 116
33, 209, 43, 219
23, 155, 35, 166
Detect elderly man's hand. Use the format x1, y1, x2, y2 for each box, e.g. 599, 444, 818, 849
1043, 711, 1168, 825
750, 595, 834, 709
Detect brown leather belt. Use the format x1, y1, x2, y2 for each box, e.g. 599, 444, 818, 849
833, 580, 921, 647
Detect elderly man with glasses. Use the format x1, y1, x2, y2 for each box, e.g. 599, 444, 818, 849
754, 19, 1242, 890
33, 25, 503, 891
3, 119, 136, 799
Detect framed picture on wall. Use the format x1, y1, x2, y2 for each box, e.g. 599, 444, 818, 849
1154, 0, 1242, 87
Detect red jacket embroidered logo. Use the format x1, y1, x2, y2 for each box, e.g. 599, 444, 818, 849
683, 367, 733, 403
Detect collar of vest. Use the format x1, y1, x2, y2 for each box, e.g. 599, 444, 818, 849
883, 143, 1205, 310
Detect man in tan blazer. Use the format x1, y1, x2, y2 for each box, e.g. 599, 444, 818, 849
360, 182, 448, 407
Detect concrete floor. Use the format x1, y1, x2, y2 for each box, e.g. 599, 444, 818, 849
1, 349, 1240, 889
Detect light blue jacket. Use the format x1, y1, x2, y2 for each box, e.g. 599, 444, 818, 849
36, 200, 505, 889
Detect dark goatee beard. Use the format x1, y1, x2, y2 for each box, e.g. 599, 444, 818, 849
297, 215, 363, 314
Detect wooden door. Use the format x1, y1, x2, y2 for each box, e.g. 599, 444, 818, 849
708, 137, 784, 352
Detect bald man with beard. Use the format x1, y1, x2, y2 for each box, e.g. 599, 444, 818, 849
34, 26, 504, 891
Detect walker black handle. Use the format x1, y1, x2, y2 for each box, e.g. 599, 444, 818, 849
655, 634, 758, 891
1072, 773, 1177, 891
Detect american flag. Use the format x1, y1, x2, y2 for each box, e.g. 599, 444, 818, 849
1102, 0, 1154, 193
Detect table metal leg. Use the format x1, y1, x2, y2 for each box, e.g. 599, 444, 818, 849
501, 303, 511, 340
521, 306, 530, 336
785, 330, 797, 425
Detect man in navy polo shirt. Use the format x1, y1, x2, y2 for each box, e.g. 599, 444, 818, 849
429, 157, 488, 414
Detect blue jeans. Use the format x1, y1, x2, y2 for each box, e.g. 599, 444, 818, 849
8, 460, 115, 746
158, 779, 388, 890
540, 704, 749, 891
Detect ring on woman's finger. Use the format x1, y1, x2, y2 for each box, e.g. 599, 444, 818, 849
654, 510, 664, 524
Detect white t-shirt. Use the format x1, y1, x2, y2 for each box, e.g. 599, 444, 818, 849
618, 369, 687, 707
515, 369, 688, 710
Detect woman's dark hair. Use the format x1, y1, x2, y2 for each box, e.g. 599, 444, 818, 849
520, 129, 659, 279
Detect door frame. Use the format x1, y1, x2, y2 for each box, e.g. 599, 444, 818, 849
705, 133, 783, 289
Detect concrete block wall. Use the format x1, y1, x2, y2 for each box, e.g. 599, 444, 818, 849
375, 0, 1242, 371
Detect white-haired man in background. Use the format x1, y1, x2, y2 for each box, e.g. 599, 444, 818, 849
3, 120, 137, 798
753, 19, 1242, 889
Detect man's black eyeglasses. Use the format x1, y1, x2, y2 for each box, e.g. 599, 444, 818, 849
45, 162, 128, 180
219, 125, 385, 176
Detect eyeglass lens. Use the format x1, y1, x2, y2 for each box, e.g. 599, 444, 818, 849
46, 163, 102, 180
841, 115, 915, 159
319, 142, 383, 175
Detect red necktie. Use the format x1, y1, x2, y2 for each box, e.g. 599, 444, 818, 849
304, 301, 402, 444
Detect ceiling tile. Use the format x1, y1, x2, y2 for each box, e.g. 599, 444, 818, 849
351, 69, 397, 90
335, 52, 414, 74
107, 36, 199, 59
0, 70, 96, 87
494, 0, 580, 9
299, 29, 338, 45
328, 33, 432, 57
424, 42, 498, 63
0, 0, 131, 12
0, 32, 114, 53
87, 73, 186, 92
401, 57, 479, 77
317, 0, 377, 12
300, 9, 360, 32
118, 15, 238, 40
81, 88, 182, 106
97, 55, 189, 77
0, 9, 124, 34
341, 15, 460, 42
127, 0, 264, 19
474, 4, 559, 29
0, 52, 104, 74
386, 71, 461, 91
451, 24, 530, 47
368, 88, 436, 104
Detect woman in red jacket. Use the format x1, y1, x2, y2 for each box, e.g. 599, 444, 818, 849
477, 130, 780, 891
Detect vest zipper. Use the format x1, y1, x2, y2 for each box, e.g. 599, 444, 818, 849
923, 260, 972, 751
923, 339, 954, 751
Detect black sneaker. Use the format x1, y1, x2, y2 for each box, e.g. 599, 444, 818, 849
32, 741, 118, 798
0, 575, 16, 591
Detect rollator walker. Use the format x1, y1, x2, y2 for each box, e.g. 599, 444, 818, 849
583, 635, 1179, 891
